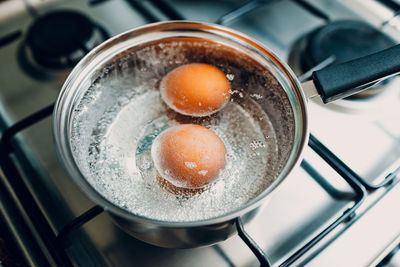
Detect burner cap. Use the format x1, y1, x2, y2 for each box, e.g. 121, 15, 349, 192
25, 10, 107, 69
302, 20, 395, 70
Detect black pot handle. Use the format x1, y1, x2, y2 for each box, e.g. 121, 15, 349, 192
312, 44, 400, 103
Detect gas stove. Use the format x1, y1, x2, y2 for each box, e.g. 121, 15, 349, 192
0, 0, 400, 266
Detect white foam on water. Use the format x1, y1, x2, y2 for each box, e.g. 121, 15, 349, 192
70, 41, 279, 222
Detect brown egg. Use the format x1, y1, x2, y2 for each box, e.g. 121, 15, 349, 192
151, 124, 226, 189
160, 63, 231, 117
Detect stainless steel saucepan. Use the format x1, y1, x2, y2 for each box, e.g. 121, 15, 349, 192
53, 21, 400, 249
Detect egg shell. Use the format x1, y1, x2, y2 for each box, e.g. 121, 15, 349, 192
160, 63, 231, 117
151, 124, 226, 189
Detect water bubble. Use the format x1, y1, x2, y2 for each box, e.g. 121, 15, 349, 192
249, 140, 266, 150
226, 73, 234, 81
185, 162, 198, 169
140, 160, 152, 170
70, 41, 278, 222
198, 170, 208, 176
250, 93, 263, 99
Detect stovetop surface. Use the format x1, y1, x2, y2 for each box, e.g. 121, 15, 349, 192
0, 0, 400, 266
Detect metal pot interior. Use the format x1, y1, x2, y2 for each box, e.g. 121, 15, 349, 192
53, 21, 307, 225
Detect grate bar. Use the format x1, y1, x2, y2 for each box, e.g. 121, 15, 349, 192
215, 0, 269, 25
377, 0, 400, 12
57, 205, 104, 246
149, 0, 185, 20
0, 104, 54, 153
237, 134, 366, 266
0, 30, 22, 48
236, 217, 271, 267
0, 104, 73, 266
0, 147, 72, 266
279, 134, 367, 266
292, 0, 330, 22
308, 134, 396, 190
89, 0, 111, 6
125, 0, 159, 23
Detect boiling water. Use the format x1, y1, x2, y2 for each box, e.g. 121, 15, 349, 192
71, 41, 279, 222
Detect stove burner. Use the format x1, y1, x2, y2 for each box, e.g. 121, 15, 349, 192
18, 10, 109, 80
301, 20, 395, 71
294, 20, 396, 98
288, 20, 400, 114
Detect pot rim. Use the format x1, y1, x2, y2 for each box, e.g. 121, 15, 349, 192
52, 20, 309, 228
